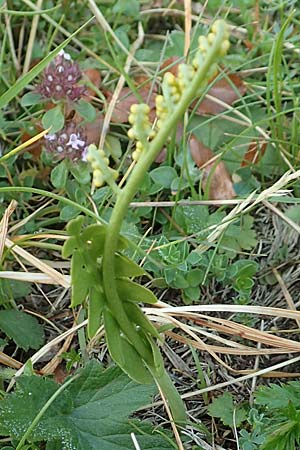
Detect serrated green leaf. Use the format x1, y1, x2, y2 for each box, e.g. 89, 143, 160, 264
87, 288, 105, 339
0, 361, 173, 449
207, 392, 247, 427
0, 310, 44, 351
115, 254, 146, 278
255, 382, 300, 410
117, 278, 157, 304
236, 215, 257, 250
42, 105, 64, 134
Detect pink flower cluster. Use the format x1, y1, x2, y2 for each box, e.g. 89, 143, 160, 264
44, 121, 87, 161
38, 50, 85, 101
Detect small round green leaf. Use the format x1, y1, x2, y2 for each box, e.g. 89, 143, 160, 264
42, 105, 64, 133
50, 160, 68, 189
150, 166, 177, 189
21, 92, 43, 106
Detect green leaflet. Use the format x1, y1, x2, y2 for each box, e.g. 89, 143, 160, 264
119, 337, 154, 385
70, 250, 94, 307
147, 335, 165, 377
103, 308, 153, 384
66, 215, 85, 236
103, 309, 124, 363
87, 287, 105, 339
0, 310, 44, 351
124, 302, 161, 340
81, 224, 108, 258
117, 278, 157, 304
64, 217, 128, 261
115, 253, 146, 278
62, 236, 78, 258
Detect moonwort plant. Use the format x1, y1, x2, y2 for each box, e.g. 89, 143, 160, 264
63, 21, 230, 423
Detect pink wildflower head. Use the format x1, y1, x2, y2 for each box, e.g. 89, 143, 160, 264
37, 50, 85, 102
44, 121, 87, 161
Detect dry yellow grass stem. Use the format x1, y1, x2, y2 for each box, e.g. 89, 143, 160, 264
184, 0, 192, 57
5, 237, 69, 287
0, 200, 17, 260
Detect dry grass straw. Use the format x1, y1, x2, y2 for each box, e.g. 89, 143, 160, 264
1, 113, 300, 415
2, 169, 300, 395
22, 0, 115, 72
184, 0, 192, 57
22, 0, 43, 75
197, 169, 300, 252
97, 22, 145, 150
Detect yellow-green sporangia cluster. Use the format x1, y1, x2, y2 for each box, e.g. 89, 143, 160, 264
128, 104, 155, 162
128, 20, 230, 161
87, 144, 118, 188
87, 21, 229, 184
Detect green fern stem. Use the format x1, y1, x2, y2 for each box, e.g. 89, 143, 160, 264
103, 20, 227, 349
102, 21, 228, 420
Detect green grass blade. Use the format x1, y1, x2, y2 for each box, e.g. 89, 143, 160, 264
0, 16, 94, 109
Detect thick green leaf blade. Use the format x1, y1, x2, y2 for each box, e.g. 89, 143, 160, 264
124, 302, 161, 340
103, 309, 153, 384
62, 236, 79, 258
117, 278, 157, 304
115, 254, 146, 278
0, 310, 44, 350
120, 338, 154, 384
70, 250, 92, 307
87, 288, 105, 339
0, 361, 173, 449
21, 92, 43, 106
81, 224, 107, 258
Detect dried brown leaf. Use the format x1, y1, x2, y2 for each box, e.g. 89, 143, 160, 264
241, 139, 267, 167
196, 73, 247, 115
83, 68, 102, 100
189, 135, 236, 200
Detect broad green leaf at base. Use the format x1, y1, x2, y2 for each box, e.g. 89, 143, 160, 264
0, 361, 173, 450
